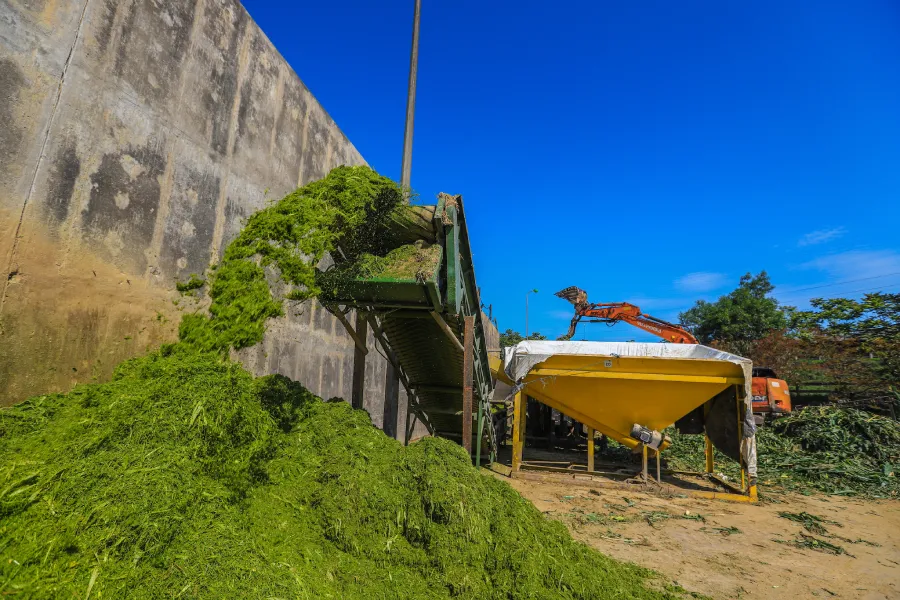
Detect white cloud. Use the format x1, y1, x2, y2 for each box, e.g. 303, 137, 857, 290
798, 227, 846, 247
800, 249, 900, 280
673, 272, 728, 293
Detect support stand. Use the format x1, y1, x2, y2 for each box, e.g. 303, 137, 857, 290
587, 427, 595, 472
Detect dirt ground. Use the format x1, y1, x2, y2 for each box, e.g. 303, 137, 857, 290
505, 473, 900, 599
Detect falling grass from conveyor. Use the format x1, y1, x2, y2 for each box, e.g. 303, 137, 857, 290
662, 406, 900, 498
178, 165, 407, 353
0, 350, 686, 599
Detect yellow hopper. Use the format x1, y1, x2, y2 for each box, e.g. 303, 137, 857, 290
491, 341, 751, 451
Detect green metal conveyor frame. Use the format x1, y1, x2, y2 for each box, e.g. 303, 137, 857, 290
319, 193, 497, 464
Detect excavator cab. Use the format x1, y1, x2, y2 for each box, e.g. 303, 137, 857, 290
751, 366, 792, 421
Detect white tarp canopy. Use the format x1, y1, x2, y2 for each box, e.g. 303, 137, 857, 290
502, 340, 758, 480
503, 341, 752, 394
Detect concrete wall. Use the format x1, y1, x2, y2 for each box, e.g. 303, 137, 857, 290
0, 0, 409, 432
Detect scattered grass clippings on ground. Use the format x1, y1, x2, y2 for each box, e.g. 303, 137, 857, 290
777, 534, 852, 557
777, 511, 840, 536
700, 526, 742, 536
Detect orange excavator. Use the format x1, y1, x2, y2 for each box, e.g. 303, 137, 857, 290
554, 286, 698, 343
554, 286, 791, 418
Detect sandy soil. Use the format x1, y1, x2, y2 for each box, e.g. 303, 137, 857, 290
505, 473, 900, 599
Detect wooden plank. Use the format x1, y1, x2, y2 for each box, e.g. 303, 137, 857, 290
462, 315, 475, 455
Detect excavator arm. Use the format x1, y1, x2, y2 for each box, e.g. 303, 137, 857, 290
556, 286, 698, 344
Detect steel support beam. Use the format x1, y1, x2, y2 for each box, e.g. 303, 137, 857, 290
462, 315, 474, 455
351, 311, 368, 410
430, 311, 464, 352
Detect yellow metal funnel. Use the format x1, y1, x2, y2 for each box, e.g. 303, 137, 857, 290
491, 342, 749, 450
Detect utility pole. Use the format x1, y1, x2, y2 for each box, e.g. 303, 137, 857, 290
386, 0, 421, 440
400, 0, 421, 192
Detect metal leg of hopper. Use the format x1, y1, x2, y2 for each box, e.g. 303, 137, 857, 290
512, 391, 525, 472
543, 406, 553, 449
705, 434, 714, 474
587, 427, 595, 472
462, 316, 475, 457
736, 384, 747, 491
642, 444, 648, 483
655, 449, 661, 483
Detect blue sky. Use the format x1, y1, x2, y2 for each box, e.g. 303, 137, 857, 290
243, 0, 900, 341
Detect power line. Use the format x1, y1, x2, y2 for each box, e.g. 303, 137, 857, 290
780, 271, 900, 295
790, 284, 900, 302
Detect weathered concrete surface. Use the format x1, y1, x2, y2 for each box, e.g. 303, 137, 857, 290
0, 0, 407, 435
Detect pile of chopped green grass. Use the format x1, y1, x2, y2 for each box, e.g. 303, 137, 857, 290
771, 405, 900, 462
663, 406, 900, 497
1, 350, 681, 598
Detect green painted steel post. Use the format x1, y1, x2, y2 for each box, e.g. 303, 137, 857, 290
462, 315, 475, 456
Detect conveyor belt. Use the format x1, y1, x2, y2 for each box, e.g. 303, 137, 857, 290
320, 194, 496, 462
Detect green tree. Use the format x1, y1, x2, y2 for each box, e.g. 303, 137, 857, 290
679, 271, 792, 348
499, 329, 547, 347
794, 292, 900, 340
794, 292, 900, 391
745, 292, 900, 413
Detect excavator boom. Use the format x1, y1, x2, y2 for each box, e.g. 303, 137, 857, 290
555, 286, 698, 344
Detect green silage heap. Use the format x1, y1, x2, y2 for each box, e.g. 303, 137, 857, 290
0, 350, 678, 598
0, 166, 682, 598
664, 406, 900, 497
